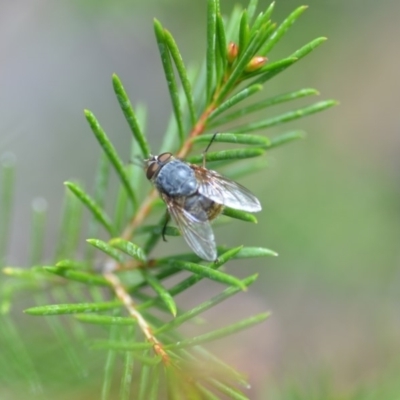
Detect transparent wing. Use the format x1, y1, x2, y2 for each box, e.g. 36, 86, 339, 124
163, 195, 217, 261
192, 167, 262, 212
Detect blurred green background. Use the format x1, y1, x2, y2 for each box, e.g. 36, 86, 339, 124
1, 0, 400, 399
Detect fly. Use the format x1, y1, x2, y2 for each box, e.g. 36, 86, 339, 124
144, 139, 261, 261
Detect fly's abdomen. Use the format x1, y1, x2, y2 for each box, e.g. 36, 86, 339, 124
184, 194, 223, 221
156, 160, 198, 196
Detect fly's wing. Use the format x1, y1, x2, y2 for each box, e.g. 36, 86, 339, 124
162, 194, 217, 261
192, 167, 262, 212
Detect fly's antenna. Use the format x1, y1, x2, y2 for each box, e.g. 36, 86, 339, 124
202, 132, 219, 167
129, 155, 146, 168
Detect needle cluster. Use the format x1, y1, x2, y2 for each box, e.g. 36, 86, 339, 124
0, 0, 336, 398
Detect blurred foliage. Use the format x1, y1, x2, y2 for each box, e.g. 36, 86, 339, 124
1, 0, 399, 399
0, 0, 337, 398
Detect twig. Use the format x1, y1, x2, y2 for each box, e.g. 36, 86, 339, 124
102, 74, 229, 363
103, 271, 169, 363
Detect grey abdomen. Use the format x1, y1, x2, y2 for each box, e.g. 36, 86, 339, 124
156, 160, 198, 196
183, 194, 212, 221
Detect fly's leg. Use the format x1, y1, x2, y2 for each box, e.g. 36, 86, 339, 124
162, 212, 171, 242
202, 132, 219, 168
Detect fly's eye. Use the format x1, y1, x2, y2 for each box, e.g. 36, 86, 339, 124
158, 153, 172, 163
146, 162, 159, 180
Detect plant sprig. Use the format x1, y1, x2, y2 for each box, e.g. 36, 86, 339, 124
1, 1, 336, 398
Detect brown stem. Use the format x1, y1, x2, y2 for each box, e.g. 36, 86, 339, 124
103, 271, 169, 363
102, 81, 226, 363
121, 189, 158, 241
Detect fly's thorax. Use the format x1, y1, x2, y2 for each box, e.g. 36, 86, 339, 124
155, 159, 198, 197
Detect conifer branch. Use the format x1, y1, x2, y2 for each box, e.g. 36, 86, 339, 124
1, 0, 337, 397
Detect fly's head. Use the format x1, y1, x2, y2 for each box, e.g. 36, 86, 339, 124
144, 152, 174, 182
